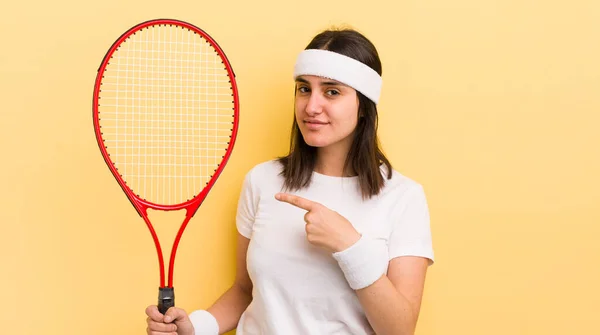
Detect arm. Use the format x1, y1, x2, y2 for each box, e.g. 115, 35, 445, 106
204, 233, 254, 334
146, 234, 253, 335
274, 192, 432, 334
356, 256, 429, 335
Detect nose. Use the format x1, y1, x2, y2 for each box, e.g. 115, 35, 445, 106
305, 91, 323, 116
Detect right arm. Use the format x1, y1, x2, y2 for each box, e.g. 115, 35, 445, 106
205, 233, 253, 333
146, 233, 252, 335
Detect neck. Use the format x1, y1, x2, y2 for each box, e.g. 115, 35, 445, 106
314, 142, 355, 177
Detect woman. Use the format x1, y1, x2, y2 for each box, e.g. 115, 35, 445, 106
146, 28, 434, 335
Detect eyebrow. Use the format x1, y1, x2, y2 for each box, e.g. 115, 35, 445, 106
295, 77, 348, 87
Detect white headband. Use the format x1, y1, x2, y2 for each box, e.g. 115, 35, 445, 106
293, 49, 382, 104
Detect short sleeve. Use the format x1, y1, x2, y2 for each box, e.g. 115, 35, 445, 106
236, 169, 258, 238
388, 184, 435, 265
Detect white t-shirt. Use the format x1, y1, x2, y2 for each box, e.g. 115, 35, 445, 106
235, 160, 434, 335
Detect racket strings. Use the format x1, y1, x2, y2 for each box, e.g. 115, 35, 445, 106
98, 24, 234, 206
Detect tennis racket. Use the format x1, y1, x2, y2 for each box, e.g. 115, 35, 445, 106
92, 19, 239, 314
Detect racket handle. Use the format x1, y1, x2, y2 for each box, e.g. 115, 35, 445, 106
158, 287, 175, 314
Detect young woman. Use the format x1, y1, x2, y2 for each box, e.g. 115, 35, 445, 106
146, 28, 434, 335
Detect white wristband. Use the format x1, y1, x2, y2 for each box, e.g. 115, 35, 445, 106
332, 235, 389, 290
188, 310, 219, 335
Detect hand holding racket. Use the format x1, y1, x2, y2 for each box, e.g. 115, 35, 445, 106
145, 305, 194, 335
93, 19, 239, 314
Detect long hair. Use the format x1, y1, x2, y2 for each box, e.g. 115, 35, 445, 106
278, 29, 392, 199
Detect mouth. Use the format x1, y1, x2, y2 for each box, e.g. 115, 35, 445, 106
304, 119, 328, 125
303, 119, 329, 130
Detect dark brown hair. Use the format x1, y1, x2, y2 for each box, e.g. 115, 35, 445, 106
278, 28, 392, 199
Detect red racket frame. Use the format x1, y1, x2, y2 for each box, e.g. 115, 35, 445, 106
92, 19, 239, 289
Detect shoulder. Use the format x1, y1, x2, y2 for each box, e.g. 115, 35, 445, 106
241, 159, 285, 194
380, 167, 427, 204
246, 159, 283, 181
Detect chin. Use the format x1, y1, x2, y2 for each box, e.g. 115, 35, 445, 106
301, 134, 331, 148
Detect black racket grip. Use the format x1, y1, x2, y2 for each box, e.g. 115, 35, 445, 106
158, 287, 175, 315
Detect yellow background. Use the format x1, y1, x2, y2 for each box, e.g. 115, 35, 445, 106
1, 0, 599, 334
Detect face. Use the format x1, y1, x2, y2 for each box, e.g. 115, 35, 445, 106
294, 75, 360, 151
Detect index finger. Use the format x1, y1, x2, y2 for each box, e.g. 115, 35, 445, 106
275, 193, 316, 211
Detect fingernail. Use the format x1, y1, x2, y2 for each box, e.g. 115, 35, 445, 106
164, 316, 171, 323
275, 193, 281, 200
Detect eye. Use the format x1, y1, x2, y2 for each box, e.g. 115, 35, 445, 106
296, 86, 310, 94
326, 89, 340, 96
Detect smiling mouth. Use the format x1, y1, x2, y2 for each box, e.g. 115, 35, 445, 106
303, 121, 328, 130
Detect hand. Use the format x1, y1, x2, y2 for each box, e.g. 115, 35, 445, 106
145, 305, 195, 335
275, 193, 361, 253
